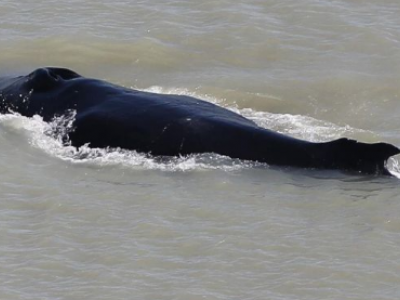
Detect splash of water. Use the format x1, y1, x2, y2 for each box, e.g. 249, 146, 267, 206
386, 158, 400, 179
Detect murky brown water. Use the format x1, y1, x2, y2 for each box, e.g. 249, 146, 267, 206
1, 1, 400, 299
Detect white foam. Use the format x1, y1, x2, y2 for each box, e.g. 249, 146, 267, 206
386, 158, 400, 179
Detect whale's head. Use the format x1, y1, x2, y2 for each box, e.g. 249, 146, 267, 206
0, 67, 93, 119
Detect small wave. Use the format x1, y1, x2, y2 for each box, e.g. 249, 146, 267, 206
240, 108, 365, 142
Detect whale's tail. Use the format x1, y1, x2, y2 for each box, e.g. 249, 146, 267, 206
317, 138, 400, 175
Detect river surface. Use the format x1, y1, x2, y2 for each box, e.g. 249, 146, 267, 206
1, 1, 400, 299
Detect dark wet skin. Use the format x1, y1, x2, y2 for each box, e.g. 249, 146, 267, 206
0, 67, 398, 174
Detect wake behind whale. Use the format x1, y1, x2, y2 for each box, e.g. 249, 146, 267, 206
0, 67, 398, 175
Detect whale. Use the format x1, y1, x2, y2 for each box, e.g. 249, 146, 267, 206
0, 67, 398, 174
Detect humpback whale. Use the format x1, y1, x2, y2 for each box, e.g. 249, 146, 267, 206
0, 67, 398, 174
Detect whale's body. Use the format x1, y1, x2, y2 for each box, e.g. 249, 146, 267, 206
0, 67, 398, 174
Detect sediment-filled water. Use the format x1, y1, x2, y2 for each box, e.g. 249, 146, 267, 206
1, 1, 400, 299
